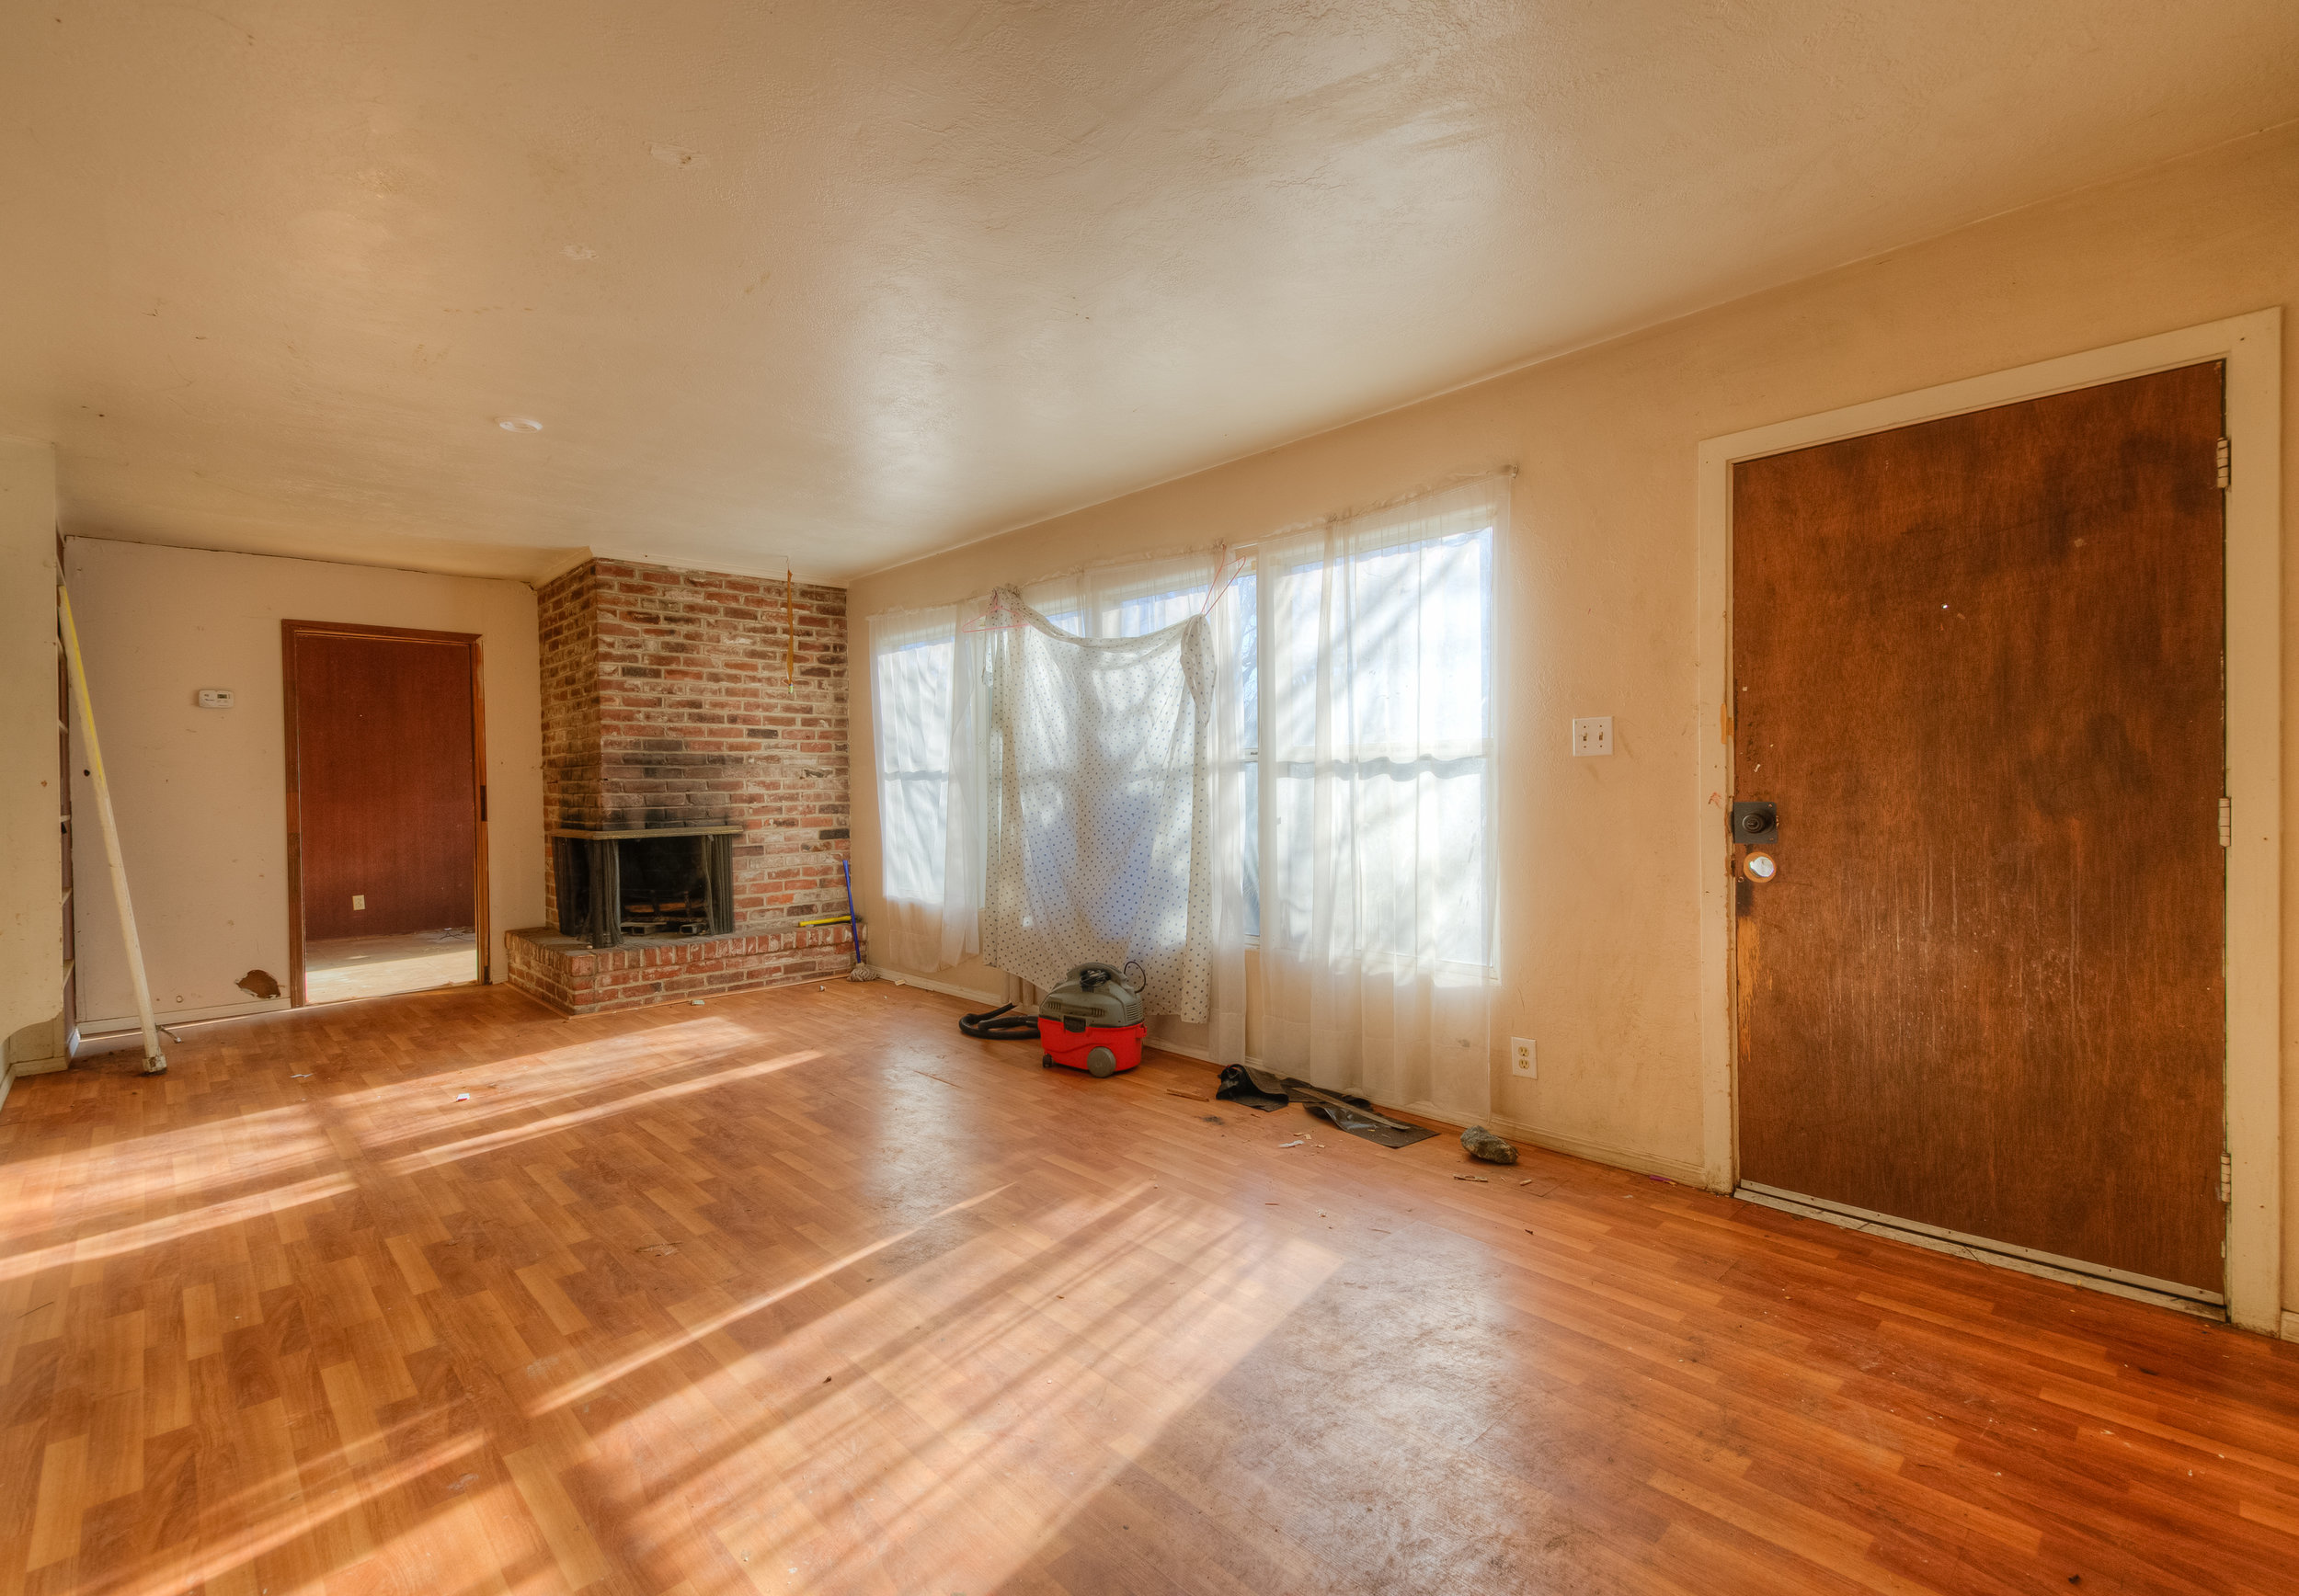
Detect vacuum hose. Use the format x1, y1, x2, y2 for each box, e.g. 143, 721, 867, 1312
958, 1001, 1041, 1042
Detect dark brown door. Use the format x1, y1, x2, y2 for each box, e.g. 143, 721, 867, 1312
1732, 364, 2225, 1294
284, 624, 484, 994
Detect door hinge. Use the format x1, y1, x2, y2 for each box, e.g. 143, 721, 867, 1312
2220, 1150, 2233, 1203
2219, 796, 2232, 848
2216, 437, 2231, 489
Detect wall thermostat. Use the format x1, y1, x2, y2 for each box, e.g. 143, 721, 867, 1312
196, 689, 234, 709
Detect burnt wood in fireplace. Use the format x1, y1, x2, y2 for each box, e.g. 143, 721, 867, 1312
550, 825, 739, 948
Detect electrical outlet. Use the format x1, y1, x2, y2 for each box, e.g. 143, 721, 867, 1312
1510, 1037, 1536, 1077
1572, 716, 1612, 757
352, 895, 366, 911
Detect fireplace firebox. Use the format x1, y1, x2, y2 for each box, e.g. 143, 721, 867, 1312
550, 825, 740, 948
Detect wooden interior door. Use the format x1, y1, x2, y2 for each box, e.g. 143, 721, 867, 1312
283, 622, 486, 1000
1732, 363, 2226, 1296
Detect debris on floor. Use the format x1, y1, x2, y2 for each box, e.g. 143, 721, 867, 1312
1454, 1174, 1490, 1182
453, 1092, 471, 1102
1461, 1124, 1518, 1164
635, 1243, 680, 1258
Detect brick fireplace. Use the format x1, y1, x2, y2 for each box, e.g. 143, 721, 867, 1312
507, 558, 853, 1014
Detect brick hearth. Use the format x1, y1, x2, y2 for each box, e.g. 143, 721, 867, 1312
514, 557, 853, 1013
506, 924, 855, 1015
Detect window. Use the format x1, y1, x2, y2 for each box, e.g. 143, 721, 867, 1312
1237, 569, 1260, 939
864, 482, 1493, 1001
1264, 518, 1494, 970
869, 611, 956, 904
1026, 557, 1261, 938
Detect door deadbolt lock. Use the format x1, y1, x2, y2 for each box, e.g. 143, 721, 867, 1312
1731, 801, 1777, 844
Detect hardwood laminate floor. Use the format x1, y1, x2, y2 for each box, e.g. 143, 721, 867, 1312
305, 933, 481, 1006
3, 979, 2296, 1596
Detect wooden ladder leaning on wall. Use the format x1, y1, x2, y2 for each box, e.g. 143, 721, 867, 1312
56, 582, 166, 1075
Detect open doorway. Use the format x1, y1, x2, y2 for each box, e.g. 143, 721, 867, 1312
282, 621, 487, 1005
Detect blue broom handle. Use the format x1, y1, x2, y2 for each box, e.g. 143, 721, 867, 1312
839, 856, 863, 967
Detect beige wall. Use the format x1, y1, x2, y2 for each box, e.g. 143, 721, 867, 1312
63, 539, 543, 1031
0, 440, 63, 1096
848, 126, 2298, 1289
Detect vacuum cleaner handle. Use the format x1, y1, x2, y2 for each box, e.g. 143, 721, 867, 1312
1073, 962, 1124, 990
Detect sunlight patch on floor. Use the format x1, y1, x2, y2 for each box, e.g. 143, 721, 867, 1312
376, 1043, 819, 1176
3, 1172, 354, 1284
603, 1181, 1343, 1595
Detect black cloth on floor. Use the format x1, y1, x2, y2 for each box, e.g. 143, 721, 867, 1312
1304, 1099, 1438, 1148
1214, 1065, 1441, 1148
1216, 1064, 1291, 1111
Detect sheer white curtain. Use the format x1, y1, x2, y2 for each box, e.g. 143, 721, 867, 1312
980, 605, 1214, 1017
865, 604, 987, 974
1258, 478, 1506, 1121
865, 549, 1251, 1065
1022, 550, 1252, 1063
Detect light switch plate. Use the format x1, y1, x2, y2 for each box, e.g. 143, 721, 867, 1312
352, 895, 366, 911
1572, 716, 1612, 757
1510, 1037, 1536, 1077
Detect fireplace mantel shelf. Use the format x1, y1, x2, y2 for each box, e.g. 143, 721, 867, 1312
547, 824, 745, 840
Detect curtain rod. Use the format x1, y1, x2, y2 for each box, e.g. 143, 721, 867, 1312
866, 465, 1517, 621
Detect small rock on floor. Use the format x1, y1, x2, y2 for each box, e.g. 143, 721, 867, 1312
1461, 1124, 1517, 1164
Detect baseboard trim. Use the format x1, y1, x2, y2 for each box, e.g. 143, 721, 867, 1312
875, 970, 1008, 1008
2282, 1310, 2299, 1343
1437, 1112, 1709, 1186
76, 996, 289, 1048
1138, 1035, 1263, 1069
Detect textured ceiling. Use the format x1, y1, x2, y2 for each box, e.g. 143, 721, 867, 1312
3, 1, 2294, 583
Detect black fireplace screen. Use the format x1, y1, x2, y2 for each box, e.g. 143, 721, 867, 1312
553, 829, 736, 948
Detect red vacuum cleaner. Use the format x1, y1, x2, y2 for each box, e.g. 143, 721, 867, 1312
1035, 963, 1147, 1077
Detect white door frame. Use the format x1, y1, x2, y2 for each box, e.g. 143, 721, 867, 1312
1694, 310, 2283, 1334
